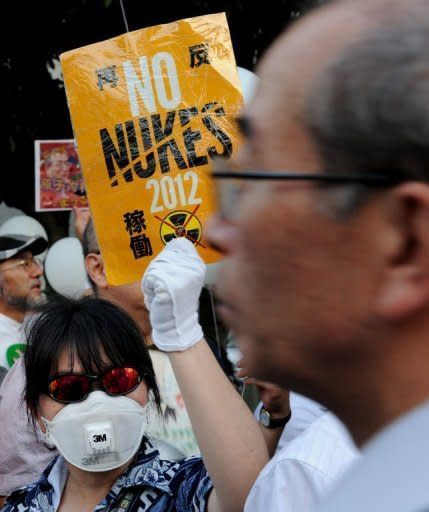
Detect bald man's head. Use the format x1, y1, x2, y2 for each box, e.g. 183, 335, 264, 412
246, 0, 429, 198
205, 0, 429, 434
239, 0, 390, 177
303, 0, 429, 195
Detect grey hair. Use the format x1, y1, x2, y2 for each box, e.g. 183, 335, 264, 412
82, 218, 100, 258
305, 5, 429, 214
82, 218, 100, 291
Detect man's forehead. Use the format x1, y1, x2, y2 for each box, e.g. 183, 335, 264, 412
254, 2, 378, 114
262, 0, 419, 98
1, 250, 31, 264
15, 250, 32, 260
240, 0, 406, 164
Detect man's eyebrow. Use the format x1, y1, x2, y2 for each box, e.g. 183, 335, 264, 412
237, 116, 253, 139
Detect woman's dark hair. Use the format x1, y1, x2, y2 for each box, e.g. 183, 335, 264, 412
24, 296, 161, 420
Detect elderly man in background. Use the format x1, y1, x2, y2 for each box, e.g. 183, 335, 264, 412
0, 233, 47, 505
207, 0, 429, 510
0, 234, 46, 370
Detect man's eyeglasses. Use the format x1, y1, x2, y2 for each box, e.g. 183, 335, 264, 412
210, 169, 403, 220
0, 255, 42, 273
46, 366, 144, 404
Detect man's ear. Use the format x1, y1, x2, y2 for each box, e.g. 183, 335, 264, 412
376, 183, 429, 319
85, 253, 107, 290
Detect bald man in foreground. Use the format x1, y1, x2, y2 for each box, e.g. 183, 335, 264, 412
207, 0, 429, 510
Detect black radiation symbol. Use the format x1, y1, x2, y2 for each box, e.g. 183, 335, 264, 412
157, 207, 206, 248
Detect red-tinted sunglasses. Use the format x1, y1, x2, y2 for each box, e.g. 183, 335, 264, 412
46, 367, 143, 404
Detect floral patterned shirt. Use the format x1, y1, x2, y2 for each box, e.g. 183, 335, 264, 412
2, 438, 213, 511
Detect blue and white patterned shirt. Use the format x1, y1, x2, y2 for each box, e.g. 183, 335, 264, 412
1, 438, 213, 511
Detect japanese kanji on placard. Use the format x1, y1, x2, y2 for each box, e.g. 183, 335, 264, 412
61, 12, 243, 285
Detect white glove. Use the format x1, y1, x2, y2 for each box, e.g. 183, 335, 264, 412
141, 238, 206, 351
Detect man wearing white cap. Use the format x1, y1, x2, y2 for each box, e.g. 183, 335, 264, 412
0, 234, 51, 507
0, 234, 46, 369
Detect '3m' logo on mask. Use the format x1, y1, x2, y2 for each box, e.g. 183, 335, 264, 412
93, 433, 107, 443
86, 422, 113, 452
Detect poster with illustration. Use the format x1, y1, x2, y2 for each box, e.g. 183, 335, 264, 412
35, 139, 88, 211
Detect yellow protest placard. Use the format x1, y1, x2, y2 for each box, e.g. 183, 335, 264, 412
61, 13, 243, 285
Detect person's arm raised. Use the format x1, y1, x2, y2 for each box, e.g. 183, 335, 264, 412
142, 238, 269, 512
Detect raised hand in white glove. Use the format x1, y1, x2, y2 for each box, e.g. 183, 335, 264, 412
141, 238, 206, 351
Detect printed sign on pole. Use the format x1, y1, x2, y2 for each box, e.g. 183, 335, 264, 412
61, 13, 243, 285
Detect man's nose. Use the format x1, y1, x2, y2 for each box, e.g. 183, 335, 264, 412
30, 260, 43, 278
205, 215, 237, 255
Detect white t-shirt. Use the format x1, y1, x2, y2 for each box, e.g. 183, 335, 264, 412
246, 394, 359, 512
0, 313, 23, 369
316, 398, 429, 512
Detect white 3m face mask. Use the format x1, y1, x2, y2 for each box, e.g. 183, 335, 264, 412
42, 391, 151, 472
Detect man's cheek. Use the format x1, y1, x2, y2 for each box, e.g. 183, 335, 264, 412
215, 258, 239, 297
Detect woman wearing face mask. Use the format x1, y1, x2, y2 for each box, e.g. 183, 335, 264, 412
2, 239, 268, 512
